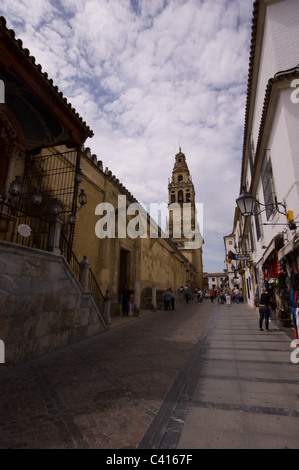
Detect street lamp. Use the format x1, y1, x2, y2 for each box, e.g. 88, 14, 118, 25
8, 175, 22, 197
236, 186, 288, 217
68, 189, 87, 225
235, 186, 256, 216
50, 198, 60, 216
236, 186, 297, 230
8, 178, 42, 206
78, 189, 87, 207
75, 170, 83, 184
68, 212, 76, 225
31, 188, 42, 206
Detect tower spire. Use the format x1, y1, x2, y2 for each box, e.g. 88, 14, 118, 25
167, 149, 203, 289
168, 148, 195, 230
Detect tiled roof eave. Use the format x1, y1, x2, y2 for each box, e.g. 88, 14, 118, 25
0, 15, 94, 139
240, 0, 299, 193
240, 0, 260, 189
252, 66, 299, 178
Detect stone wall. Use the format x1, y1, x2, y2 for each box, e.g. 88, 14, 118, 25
141, 286, 186, 311
141, 287, 168, 311
0, 241, 107, 368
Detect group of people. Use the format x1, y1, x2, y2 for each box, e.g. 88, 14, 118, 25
177, 286, 245, 305
166, 285, 201, 308
177, 286, 195, 304
122, 282, 285, 334
213, 288, 244, 305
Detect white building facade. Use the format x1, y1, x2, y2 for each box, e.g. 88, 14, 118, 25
232, 0, 299, 322
204, 273, 227, 291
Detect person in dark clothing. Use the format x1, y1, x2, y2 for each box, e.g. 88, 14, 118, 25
121, 286, 131, 317
185, 289, 192, 304
170, 290, 175, 310
259, 289, 271, 331
164, 289, 171, 310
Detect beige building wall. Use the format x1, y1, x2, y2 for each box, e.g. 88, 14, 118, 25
4, 143, 202, 315
140, 235, 187, 290
71, 148, 198, 314
168, 149, 204, 291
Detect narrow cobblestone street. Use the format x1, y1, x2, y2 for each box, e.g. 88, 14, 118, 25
0, 300, 212, 449
1, 298, 298, 452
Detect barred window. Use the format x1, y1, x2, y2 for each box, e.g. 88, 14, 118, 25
248, 134, 254, 177
249, 220, 256, 252
254, 203, 262, 241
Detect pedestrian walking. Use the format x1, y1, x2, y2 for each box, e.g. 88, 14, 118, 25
209, 289, 214, 303
234, 287, 240, 304
170, 290, 175, 310
164, 289, 171, 310
239, 288, 244, 303
121, 285, 131, 317
225, 289, 231, 306
258, 288, 271, 331
185, 288, 192, 304
129, 290, 135, 316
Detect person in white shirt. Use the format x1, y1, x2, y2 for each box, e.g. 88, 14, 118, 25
234, 288, 240, 303
226, 289, 231, 306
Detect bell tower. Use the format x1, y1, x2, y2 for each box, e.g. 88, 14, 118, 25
168, 148, 203, 288
169, 148, 195, 202
168, 148, 196, 243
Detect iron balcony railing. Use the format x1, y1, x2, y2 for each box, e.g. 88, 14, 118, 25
0, 201, 106, 323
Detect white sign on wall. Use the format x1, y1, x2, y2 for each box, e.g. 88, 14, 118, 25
17, 224, 32, 237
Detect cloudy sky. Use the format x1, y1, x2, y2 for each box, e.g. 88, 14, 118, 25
0, 0, 254, 273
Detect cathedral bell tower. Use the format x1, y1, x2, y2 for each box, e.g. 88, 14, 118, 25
168, 148, 196, 245
168, 148, 203, 288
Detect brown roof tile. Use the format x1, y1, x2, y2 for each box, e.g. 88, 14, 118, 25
0, 16, 94, 138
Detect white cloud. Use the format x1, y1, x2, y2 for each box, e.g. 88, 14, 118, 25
0, 0, 254, 272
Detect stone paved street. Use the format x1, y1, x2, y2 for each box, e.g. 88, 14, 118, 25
1, 298, 298, 452
0, 299, 212, 449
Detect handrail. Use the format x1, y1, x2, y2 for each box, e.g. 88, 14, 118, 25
60, 230, 105, 318
88, 268, 104, 311
0, 202, 107, 324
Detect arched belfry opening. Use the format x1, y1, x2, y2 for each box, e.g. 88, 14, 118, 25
167, 148, 203, 289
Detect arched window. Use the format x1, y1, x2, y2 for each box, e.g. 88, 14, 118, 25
171, 194, 175, 203
178, 175, 183, 183
178, 190, 183, 202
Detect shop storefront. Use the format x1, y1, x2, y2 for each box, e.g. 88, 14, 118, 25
278, 235, 299, 335
262, 251, 290, 327
254, 234, 294, 327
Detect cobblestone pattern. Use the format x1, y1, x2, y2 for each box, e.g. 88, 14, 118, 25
0, 301, 212, 449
